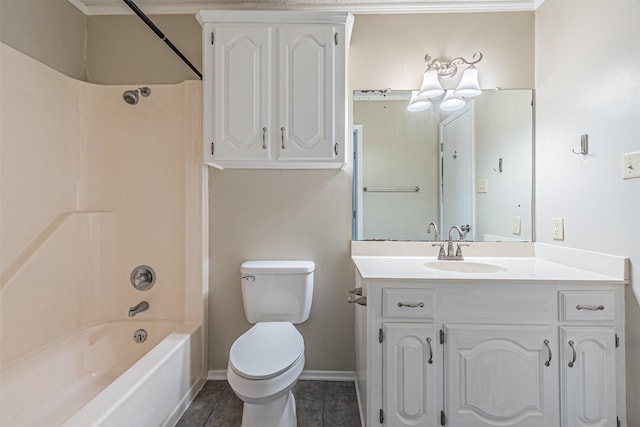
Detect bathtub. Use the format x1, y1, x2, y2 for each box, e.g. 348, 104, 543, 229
1, 321, 205, 427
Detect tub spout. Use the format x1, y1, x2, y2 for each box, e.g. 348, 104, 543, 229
128, 301, 149, 317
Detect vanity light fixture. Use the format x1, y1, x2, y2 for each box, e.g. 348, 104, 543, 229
407, 52, 483, 112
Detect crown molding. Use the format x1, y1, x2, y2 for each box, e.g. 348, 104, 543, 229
68, 0, 538, 16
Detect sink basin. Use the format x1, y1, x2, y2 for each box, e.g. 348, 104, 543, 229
424, 261, 506, 274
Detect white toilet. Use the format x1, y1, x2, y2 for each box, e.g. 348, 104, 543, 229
227, 260, 315, 427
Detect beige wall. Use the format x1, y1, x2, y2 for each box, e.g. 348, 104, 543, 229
85, 14, 202, 84
208, 12, 535, 372
0, 0, 86, 80
349, 12, 534, 91
534, 1, 640, 424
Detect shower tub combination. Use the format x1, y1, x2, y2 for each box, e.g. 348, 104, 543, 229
1, 321, 204, 427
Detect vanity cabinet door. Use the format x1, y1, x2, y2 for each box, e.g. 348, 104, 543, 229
444, 324, 557, 427
559, 327, 617, 427
383, 323, 438, 427
210, 26, 272, 162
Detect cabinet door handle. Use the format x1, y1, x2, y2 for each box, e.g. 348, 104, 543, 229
280, 126, 286, 149
576, 304, 604, 311
568, 340, 576, 367
262, 127, 267, 149
544, 339, 552, 367
426, 337, 433, 364
397, 302, 424, 308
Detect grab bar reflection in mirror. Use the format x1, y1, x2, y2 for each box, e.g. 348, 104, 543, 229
363, 186, 420, 192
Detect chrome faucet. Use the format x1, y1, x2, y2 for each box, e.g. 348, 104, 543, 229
128, 301, 149, 317
433, 225, 469, 260
427, 222, 440, 241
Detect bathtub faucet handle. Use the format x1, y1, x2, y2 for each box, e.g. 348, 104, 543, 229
130, 265, 156, 291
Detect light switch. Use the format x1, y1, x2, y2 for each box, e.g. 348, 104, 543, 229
552, 218, 564, 240
512, 216, 522, 235
622, 151, 640, 180
475, 179, 488, 193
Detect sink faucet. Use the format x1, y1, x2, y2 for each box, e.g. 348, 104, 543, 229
433, 226, 469, 260
427, 222, 439, 241
128, 301, 149, 317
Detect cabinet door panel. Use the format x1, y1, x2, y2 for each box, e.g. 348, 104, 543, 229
445, 324, 557, 427
214, 27, 271, 160
278, 26, 335, 160
383, 323, 438, 427
560, 327, 616, 427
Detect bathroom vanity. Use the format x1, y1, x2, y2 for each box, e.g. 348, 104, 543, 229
350, 242, 628, 427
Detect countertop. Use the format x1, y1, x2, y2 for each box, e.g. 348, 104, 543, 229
351, 256, 626, 284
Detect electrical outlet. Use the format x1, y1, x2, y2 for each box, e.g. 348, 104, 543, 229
512, 216, 522, 235
622, 151, 640, 179
475, 179, 488, 193
552, 218, 564, 240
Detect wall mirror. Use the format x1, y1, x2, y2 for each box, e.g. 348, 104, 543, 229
353, 89, 533, 242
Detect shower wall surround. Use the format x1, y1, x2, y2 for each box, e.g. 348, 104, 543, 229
0, 43, 206, 370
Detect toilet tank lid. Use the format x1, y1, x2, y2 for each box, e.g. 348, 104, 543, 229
241, 260, 315, 274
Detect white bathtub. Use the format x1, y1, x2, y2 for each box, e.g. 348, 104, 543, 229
0, 321, 204, 427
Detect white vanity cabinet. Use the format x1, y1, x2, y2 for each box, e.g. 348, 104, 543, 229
354, 275, 626, 427
197, 11, 353, 169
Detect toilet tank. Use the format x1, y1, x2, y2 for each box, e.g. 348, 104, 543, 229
240, 260, 315, 324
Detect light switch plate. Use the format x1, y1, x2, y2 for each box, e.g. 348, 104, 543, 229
552, 218, 564, 240
512, 216, 522, 235
622, 151, 640, 179
475, 179, 488, 193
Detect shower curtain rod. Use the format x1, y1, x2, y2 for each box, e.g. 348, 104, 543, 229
122, 0, 202, 80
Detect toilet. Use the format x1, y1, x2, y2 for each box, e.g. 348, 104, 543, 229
227, 260, 315, 427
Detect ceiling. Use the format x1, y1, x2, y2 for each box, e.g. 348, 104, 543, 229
68, 0, 545, 15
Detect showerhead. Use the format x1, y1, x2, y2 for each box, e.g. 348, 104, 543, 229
122, 87, 151, 105
123, 90, 139, 105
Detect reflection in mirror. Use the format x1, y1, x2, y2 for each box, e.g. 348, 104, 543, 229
353, 89, 533, 242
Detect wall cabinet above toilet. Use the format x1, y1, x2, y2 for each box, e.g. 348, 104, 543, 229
197, 11, 354, 170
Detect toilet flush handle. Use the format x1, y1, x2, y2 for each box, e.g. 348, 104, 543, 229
242, 275, 255, 282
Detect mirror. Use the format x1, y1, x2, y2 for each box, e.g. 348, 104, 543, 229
353, 89, 533, 242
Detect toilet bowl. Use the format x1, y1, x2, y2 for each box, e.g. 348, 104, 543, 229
227, 261, 314, 427
227, 323, 305, 426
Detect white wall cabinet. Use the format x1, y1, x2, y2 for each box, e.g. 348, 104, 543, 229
198, 11, 353, 169
354, 279, 625, 427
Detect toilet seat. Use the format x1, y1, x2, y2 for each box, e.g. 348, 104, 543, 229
230, 322, 304, 380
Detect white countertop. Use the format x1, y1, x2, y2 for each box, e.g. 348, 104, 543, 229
351, 256, 626, 284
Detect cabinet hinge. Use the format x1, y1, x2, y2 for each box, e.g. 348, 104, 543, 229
211, 32, 214, 45
615, 333, 620, 348
439, 329, 445, 345
440, 410, 446, 426
379, 408, 384, 423
379, 328, 384, 343
334, 32, 339, 46
211, 142, 214, 156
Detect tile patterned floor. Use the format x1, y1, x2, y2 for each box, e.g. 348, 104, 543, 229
176, 380, 362, 427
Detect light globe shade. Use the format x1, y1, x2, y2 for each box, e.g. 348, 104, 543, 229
407, 91, 432, 112
440, 90, 466, 111
454, 65, 482, 98
418, 69, 444, 99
